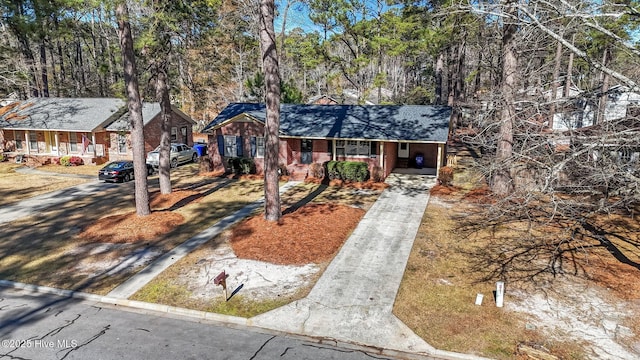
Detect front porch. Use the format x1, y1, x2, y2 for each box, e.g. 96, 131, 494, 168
2, 151, 105, 166
392, 167, 437, 176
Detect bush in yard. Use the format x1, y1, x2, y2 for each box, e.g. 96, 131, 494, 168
326, 160, 340, 180
227, 157, 255, 175
325, 161, 369, 182
69, 156, 84, 166
59, 155, 71, 166
60, 155, 84, 166
308, 162, 325, 179
438, 166, 454, 186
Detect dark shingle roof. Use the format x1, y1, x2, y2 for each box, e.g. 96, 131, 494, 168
203, 103, 451, 143
0, 97, 168, 132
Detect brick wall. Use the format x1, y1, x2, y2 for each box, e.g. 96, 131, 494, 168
144, 112, 195, 153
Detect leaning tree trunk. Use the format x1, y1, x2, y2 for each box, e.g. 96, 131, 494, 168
492, 0, 517, 196
260, 0, 282, 222
116, 1, 151, 217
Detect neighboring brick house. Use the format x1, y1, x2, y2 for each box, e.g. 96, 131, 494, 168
202, 103, 451, 180
0, 97, 195, 165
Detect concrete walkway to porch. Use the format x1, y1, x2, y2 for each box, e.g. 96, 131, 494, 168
250, 173, 479, 359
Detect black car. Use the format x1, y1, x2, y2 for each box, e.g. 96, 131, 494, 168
98, 160, 154, 182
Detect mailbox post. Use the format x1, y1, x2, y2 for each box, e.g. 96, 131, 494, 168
214, 271, 228, 300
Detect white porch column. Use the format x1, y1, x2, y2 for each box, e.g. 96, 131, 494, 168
436, 143, 443, 177
91, 133, 97, 157
379, 142, 384, 168
332, 140, 336, 161
54, 132, 60, 156
25, 131, 31, 155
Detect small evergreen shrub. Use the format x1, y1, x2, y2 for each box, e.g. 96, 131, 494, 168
227, 157, 255, 175
325, 160, 369, 182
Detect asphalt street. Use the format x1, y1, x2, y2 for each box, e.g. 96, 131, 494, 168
0, 288, 397, 360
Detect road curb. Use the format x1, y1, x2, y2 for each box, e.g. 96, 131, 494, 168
0, 281, 488, 360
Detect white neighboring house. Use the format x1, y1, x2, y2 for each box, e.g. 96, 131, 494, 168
552, 85, 640, 130
0, 93, 18, 107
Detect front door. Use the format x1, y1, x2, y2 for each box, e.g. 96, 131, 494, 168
398, 142, 409, 158
301, 139, 313, 164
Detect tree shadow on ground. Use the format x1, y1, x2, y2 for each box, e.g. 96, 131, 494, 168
454, 192, 640, 287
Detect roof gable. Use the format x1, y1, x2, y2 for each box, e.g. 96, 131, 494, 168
0, 97, 127, 132
204, 103, 451, 143
0, 98, 194, 133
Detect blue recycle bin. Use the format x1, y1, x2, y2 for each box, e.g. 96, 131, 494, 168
194, 143, 207, 157
415, 153, 424, 169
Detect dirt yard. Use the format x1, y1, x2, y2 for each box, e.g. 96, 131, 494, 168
394, 183, 640, 359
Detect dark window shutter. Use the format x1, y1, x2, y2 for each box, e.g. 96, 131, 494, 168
370, 141, 377, 155
250, 136, 257, 157
217, 135, 224, 156
237, 136, 243, 156
327, 140, 333, 155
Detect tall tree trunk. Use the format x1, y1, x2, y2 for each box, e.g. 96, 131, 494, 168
549, 34, 564, 129
450, 38, 466, 129
435, 52, 444, 105
278, 0, 292, 70
39, 40, 49, 97
597, 47, 611, 125
48, 42, 60, 97
260, 0, 282, 222
56, 36, 66, 83
116, 1, 151, 217
156, 64, 173, 195
492, 0, 517, 196
564, 34, 575, 98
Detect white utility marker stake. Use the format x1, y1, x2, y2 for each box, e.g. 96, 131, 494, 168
475, 293, 484, 306
496, 281, 505, 307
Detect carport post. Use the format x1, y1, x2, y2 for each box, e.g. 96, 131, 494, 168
436, 143, 443, 177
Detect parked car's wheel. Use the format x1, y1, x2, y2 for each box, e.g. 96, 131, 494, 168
170, 157, 178, 168
191, 153, 197, 163
123, 173, 131, 182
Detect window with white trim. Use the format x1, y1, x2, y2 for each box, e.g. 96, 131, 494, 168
256, 136, 265, 157
14, 130, 24, 150
171, 127, 178, 141
117, 133, 127, 153
224, 135, 237, 157
336, 140, 371, 156
29, 132, 38, 152
69, 132, 78, 152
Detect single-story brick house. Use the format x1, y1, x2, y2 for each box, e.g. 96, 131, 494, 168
202, 103, 451, 179
0, 97, 195, 165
